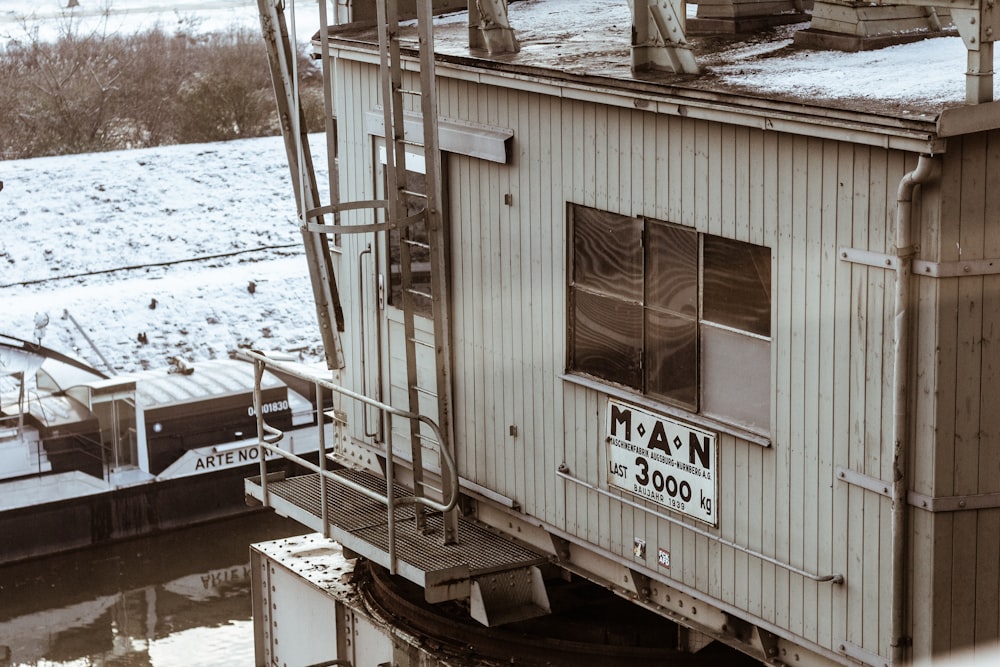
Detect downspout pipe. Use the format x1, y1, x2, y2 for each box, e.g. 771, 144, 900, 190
890, 154, 935, 666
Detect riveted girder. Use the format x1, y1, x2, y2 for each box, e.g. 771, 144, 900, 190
629, 0, 701, 74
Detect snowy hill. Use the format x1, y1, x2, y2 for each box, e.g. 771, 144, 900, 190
0, 135, 330, 374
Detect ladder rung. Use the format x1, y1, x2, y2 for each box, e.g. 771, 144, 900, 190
403, 239, 430, 250
396, 87, 422, 96
413, 384, 437, 397
391, 426, 441, 447
400, 188, 426, 199
405, 288, 433, 301
408, 336, 435, 350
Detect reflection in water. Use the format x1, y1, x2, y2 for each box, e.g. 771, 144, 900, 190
0, 511, 304, 666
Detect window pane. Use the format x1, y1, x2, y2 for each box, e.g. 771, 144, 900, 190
388, 170, 433, 318
570, 288, 642, 388
703, 236, 771, 337
572, 205, 642, 300
701, 325, 770, 432
645, 309, 697, 409
646, 221, 697, 316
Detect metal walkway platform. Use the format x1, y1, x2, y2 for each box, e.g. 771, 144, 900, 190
246, 467, 552, 625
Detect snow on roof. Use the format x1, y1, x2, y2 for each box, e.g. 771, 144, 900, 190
4, 0, 989, 116
334, 0, 996, 118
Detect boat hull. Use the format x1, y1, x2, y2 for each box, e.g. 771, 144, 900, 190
0, 456, 311, 566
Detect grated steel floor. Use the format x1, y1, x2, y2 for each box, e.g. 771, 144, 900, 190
246, 468, 548, 580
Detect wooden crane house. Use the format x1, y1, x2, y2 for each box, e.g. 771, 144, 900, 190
244, 0, 1000, 665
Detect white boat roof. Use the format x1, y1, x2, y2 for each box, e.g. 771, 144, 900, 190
127, 359, 283, 409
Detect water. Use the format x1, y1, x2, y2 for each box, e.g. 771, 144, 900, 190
0, 511, 305, 667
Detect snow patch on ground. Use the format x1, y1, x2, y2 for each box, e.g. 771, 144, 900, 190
1, 135, 331, 374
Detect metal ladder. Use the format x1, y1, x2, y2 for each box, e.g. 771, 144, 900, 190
253, 0, 552, 627
375, 0, 457, 544
255, 0, 457, 543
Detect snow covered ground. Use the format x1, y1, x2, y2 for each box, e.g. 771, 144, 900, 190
0, 1, 336, 375
0, 135, 332, 374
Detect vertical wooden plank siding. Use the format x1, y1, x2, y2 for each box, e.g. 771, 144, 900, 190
815, 139, 838, 649
760, 130, 781, 626
832, 141, 855, 649
508, 93, 524, 504
773, 131, 795, 635
975, 132, 1000, 650
801, 135, 824, 643
951, 135, 986, 653
745, 127, 766, 620
846, 144, 870, 651
546, 94, 566, 532
863, 147, 888, 656
787, 133, 809, 639
522, 91, 541, 518
927, 143, 963, 655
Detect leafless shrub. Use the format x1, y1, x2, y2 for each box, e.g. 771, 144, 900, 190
0, 12, 323, 159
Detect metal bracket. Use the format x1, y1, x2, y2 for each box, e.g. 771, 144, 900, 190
913, 258, 1000, 278
755, 627, 782, 662
549, 534, 572, 562
840, 246, 1000, 278
836, 466, 891, 498
839, 247, 897, 270
908, 490, 1000, 512
837, 466, 1000, 512
629, 568, 653, 602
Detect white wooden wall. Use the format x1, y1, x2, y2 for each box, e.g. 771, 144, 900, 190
912, 133, 1000, 660
331, 54, 1000, 663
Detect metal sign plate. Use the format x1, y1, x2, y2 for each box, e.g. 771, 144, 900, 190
605, 399, 718, 526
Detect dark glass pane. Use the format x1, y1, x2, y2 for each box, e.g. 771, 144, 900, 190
646, 221, 697, 316
703, 236, 771, 337
645, 309, 697, 409
388, 169, 432, 318
570, 288, 642, 388
572, 205, 642, 300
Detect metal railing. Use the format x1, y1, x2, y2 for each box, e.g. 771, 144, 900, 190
238, 349, 459, 574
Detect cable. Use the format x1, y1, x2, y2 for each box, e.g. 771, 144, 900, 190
0, 243, 302, 288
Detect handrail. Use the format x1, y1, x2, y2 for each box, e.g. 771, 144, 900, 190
557, 465, 844, 585
239, 350, 459, 569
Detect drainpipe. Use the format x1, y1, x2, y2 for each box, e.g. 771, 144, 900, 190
890, 154, 935, 666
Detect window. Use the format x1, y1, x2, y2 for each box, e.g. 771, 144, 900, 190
568, 204, 771, 432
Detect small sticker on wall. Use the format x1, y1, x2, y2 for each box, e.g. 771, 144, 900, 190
658, 548, 671, 568
633, 538, 646, 559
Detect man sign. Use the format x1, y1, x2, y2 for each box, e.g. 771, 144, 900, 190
605, 399, 718, 525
